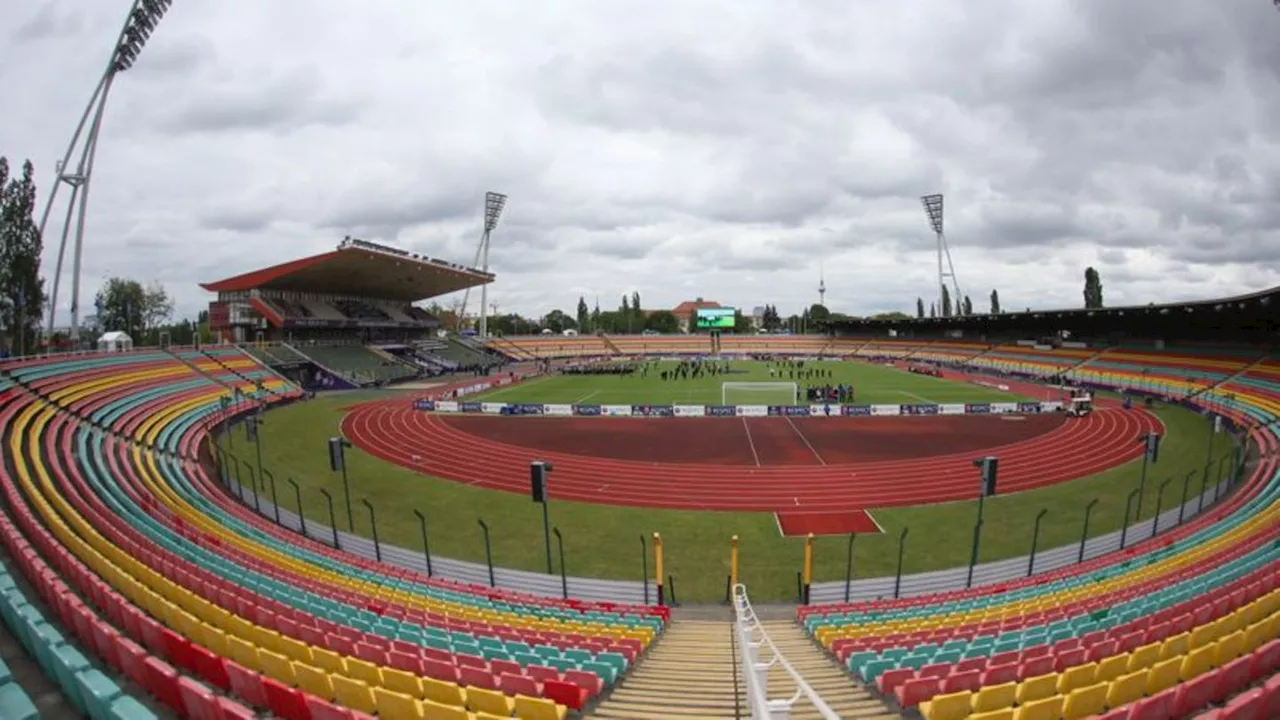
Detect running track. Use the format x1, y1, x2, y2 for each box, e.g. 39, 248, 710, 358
342, 402, 1161, 514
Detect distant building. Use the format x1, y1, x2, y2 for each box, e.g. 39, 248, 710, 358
750, 306, 766, 330
671, 297, 723, 333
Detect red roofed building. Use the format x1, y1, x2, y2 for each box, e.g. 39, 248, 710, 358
671, 298, 723, 332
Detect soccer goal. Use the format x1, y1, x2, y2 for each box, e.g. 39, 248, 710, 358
722, 381, 799, 406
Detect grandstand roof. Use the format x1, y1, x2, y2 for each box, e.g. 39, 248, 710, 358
833, 285, 1280, 340
200, 238, 493, 302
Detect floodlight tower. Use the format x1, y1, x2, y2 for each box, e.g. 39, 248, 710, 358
459, 192, 507, 337
41, 0, 175, 344
921, 194, 963, 317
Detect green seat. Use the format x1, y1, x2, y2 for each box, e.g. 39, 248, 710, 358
547, 657, 577, 673
108, 694, 160, 719
51, 645, 91, 713
76, 668, 125, 719
0, 683, 38, 720
581, 661, 617, 685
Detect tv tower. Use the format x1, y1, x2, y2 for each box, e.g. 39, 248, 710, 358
818, 262, 826, 307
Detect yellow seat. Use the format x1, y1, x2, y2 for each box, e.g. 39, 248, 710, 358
293, 663, 333, 702
422, 677, 468, 708
1188, 623, 1219, 650
1127, 643, 1160, 672
1243, 620, 1270, 652
258, 649, 296, 686
1056, 662, 1096, 694
1180, 645, 1216, 681
920, 690, 973, 720
373, 687, 425, 720
331, 675, 377, 715
310, 648, 346, 675
1062, 682, 1108, 720
513, 695, 567, 720
1094, 655, 1129, 683
1015, 673, 1058, 705
473, 713, 509, 720
226, 636, 261, 672
278, 635, 312, 665
1144, 657, 1181, 696
1159, 632, 1190, 661
1106, 671, 1146, 709
1214, 630, 1245, 666
344, 657, 384, 688
383, 667, 424, 698
421, 698, 472, 720
971, 682, 1017, 713
969, 710, 1014, 720
1013, 694, 1064, 720
466, 686, 516, 716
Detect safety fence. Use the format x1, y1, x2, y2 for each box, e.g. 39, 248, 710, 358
733, 584, 840, 719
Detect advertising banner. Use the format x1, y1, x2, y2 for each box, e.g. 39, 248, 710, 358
901, 404, 940, 416
574, 404, 602, 416
811, 404, 837, 417
871, 404, 899, 416
707, 405, 737, 417
738, 405, 769, 417
481, 403, 508, 414
1040, 401, 1064, 412
544, 404, 574, 416
434, 401, 459, 412
602, 405, 633, 417
939, 404, 966, 415
508, 403, 545, 416
991, 402, 1019, 414
673, 405, 705, 417
1017, 402, 1042, 414
965, 403, 992, 414
767, 405, 811, 417
843, 405, 873, 416
631, 405, 675, 417
412, 399, 435, 411
459, 401, 483, 413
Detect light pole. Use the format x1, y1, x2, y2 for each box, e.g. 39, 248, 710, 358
1120, 489, 1140, 549
1152, 478, 1173, 536
42, 0, 174, 344
1028, 509, 1048, 577
1178, 469, 1196, 525
1079, 498, 1098, 563
1135, 432, 1159, 521
286, 478, 305, 536
328, 437, 354, 531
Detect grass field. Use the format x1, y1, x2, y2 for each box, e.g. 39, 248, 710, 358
474, 359, 1040, 407
233, 363, 1232, 603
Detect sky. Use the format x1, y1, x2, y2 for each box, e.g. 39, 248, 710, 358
2, 0, 1280, 325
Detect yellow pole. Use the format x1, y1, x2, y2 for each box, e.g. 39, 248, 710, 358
729, 535, 739, 589
802, 532, 814, 605
653, 532, 665, 606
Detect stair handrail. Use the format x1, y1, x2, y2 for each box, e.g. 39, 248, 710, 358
733, 584, 839, 720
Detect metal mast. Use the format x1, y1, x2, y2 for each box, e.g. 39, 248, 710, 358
41, 0, 175, 343
921, 194, 962, 317
818, 261, 826, 307
459, 191, 506, 337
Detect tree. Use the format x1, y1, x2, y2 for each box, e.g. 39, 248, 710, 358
916, 297, 925, 319
541, 309, 576, 333
93, 278, 172, 336
871, 312, 912, 321
762, 305, 782, 331
590, 299, 600, 331
620, 295, 631, 333
0, 157, 46, 355
962, 295, 973, 316
643, 310, 679, 334
733, 309, 753, 333
631, 291, 642, 330
990, 289, 1001, 314
941, 285, 952, 317
576, 296, 589, 332
807, 303, 830, 325
929, 302, 936, 318
1084, 267, 1104, 308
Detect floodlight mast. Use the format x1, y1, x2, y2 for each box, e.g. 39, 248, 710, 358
460, 192, 507, 338
41, 0, 174, 344
920, 194, 963, 317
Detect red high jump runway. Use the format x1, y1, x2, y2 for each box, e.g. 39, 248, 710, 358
341, 403, 1161, 537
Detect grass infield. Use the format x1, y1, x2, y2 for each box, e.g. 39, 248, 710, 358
235, 361, 1228, 603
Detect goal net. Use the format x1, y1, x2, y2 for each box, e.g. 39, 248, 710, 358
721, 382, 799, 406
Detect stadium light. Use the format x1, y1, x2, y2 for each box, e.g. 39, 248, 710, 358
920, 194, 963, 319
484, 191, 508, 232
462, 191, 508, 338
42, 0, 176, 343
920, 194, 944, 235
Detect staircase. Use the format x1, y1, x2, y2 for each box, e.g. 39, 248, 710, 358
599, 333, 623, 356
587, 617, 895, 720
1064, 346, 1111, 378
1189, 353, 1271, 400
960, 343, 1002, 367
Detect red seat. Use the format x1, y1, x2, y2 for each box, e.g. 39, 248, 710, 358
456, 653, 487, 670
954, 657, 987, 673
918, 663, 951, 680
306, 695, 354, 720
1250, 639, 1280, 683
499, 672, 541, 698
189, 643, 231, 692
263, 677, 309, 720
543, 678, 587, 710
1129, 686, 1175, 720
894, 677, 940, 708
459, 666, 497, 691
940, 670, 981, 694
1218, 687, 1265, 720
527, 665, 560, 683
142, 657, 184, 714
224, 661, 267, 709
1086, 639, 1118, 663
875, 668, 915, 695
421, 658, 459, 683
178, 676, 221, 720
1262, 674, 1280, 718
1174, 671, 1219, 718
218, 697, 257, 720
1019, 655, 1054, 680
563, 669, 603, 698
1213, 656, 1253, 704
980, 663, 1018, 686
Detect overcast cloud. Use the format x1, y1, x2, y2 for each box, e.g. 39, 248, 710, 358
3, 0, 1279, 324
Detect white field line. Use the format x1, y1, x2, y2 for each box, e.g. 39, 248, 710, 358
741, 417, 762, 467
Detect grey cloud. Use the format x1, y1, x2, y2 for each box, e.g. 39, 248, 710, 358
10, 3, 83, 44
158, 67, 361, 135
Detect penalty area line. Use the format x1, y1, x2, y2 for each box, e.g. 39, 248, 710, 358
741, 417, 762, 467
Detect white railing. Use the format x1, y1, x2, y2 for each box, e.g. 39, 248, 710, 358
733, 584, 839, 720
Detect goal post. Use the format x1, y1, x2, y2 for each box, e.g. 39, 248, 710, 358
721, 381, 799, 406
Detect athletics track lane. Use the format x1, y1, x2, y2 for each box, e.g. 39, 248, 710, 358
341, 404, 1161, 513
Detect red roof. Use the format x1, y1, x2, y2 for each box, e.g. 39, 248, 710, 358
671, 300, 723, 318
201, 240, 492, 303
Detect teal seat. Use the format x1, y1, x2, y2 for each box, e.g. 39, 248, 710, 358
0, 683, 38, 720
108, 694, 160, 719
76, 668, 125, 719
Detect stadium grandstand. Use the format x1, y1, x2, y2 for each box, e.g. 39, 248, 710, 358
200, 237, 509, 388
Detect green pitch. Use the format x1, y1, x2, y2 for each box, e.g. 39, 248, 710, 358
239, 368, 1229, 602
475, 359, 1038, 406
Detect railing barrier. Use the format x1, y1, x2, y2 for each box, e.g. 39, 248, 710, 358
733, 584, 839, 720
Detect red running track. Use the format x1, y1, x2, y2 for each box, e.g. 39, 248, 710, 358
341, 402, 1162, 513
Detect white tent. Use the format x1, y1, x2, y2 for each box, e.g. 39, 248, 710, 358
97, 331, 134, 353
